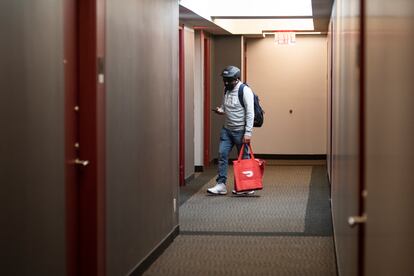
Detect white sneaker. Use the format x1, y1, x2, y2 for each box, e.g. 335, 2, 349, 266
207, 183, 227, 195
232, 190, 255, 195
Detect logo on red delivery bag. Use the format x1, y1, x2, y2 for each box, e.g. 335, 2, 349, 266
242, 170, 254, 177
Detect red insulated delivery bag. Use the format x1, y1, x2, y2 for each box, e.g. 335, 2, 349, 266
233, 143, 265, 192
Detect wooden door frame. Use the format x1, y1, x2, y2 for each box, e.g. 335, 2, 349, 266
243, 39, 247, 82
64, 0, 79, 275
203, 33, 211, 168
78, 0, 106, 275
358, 0, 366, 275
65, 0, 106, 275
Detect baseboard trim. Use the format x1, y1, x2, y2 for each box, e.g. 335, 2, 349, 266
185, 174, 195, 184
129, 225, 180, 275
194, 166, 204, 172
213, 154, 327, 164
254, 154, 327, 160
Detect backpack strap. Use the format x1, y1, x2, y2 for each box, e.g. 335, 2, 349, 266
238, 83, 246, 108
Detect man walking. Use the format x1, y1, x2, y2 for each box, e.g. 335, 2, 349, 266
207, 65, 255, 195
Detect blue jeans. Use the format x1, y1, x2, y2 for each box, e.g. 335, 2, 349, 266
216, 127, 250, 185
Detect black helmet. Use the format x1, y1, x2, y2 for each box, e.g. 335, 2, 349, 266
221, 66, 241, 79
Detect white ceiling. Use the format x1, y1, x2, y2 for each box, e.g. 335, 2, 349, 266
179, 0, 333, 35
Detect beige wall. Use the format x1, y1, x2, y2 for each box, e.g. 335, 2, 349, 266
106, 0, 179, 274
0, 1, 66, 275
246, 36, 327, 154
194, 31, 203, 166
184, 26, 195, 179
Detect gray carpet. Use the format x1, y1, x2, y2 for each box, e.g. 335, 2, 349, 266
143, 164, 337, 276
144, 235, 336, 276
180, 166, 312, 233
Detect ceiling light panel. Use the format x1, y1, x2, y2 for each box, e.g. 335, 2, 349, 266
213, 18, 314, 34
180, 0, 313, 17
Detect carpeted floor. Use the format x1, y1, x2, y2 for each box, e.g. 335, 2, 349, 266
180, 166, 312, 233
143, 164, 337, 276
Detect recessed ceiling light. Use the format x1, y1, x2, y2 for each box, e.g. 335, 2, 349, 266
213, 18, 314, 34
179, 0, 312, 18
179, 0, 314, 34
208, 0, 312, 17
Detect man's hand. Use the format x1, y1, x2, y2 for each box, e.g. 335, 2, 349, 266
243, 135, 251, 144
212, 107, 225, 115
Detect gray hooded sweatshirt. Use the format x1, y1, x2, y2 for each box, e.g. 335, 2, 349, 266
221, 81, 254, 137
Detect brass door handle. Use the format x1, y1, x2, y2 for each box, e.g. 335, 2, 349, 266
74, 158, 89, 167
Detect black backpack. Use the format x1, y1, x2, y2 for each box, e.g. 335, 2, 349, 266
238, 83, 264, 127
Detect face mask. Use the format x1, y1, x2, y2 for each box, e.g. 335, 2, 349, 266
224, 79, 237, 91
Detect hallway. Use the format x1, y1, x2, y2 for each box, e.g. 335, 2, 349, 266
144, 163, 337, 275
2, 0, 414, 275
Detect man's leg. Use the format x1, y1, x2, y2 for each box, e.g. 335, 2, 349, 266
208, 128, 233, 195
216, 128, 233, 184
233, 131, 250, 160
235, 143, 250, 159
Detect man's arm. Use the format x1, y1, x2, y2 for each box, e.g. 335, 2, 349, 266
243, 86, 254, 143
213, 94, 226, 115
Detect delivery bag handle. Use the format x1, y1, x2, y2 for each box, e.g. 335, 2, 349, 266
237, 143, 255, 161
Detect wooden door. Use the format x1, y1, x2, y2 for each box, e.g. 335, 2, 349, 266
364, 0, 414, 274
64, 0, 106, 275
